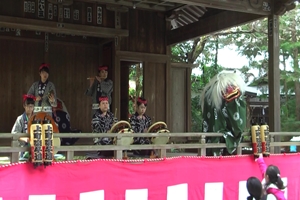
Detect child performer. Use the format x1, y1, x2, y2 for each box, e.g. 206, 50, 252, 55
129, 97, 152, 156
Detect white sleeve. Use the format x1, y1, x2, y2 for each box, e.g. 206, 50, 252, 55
11, 116, 23, 134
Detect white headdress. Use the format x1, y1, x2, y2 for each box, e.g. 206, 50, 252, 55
200, 72, 246, 112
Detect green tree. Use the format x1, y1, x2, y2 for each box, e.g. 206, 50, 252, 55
171, 36, 223, 132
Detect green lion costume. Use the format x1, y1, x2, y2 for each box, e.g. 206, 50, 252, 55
201, 72, 247, 156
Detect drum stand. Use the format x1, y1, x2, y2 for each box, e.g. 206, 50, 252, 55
149, 151, 158, 159
123, 151, 128, 160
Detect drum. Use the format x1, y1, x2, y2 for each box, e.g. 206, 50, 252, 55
27, 112, 61, 154
148, 122, 168, 133
148, 122, 170, 145
109, 121, 134, 146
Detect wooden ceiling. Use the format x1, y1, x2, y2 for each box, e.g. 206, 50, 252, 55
80, 0, 298, 30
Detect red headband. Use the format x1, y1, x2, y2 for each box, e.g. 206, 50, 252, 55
99, 96, 109, 102
98, 65, 108, 71
137, 97, 147, 105
23, 94, 36, 102
39, 63, 50, 71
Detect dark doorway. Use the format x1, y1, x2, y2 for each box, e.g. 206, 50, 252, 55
120, 61, 143, 121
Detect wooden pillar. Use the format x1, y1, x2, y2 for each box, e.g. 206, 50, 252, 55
113, 40, 121, 120
268, 2, 281, 151
44, 32, 49, 63
186, 67, 192, 132
166, 47, 171, 127
120, 62, 129, 120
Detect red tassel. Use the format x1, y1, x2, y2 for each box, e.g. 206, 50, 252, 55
261, 142, 266, 153
262, 142, 270, 157
252, 143, 258, 154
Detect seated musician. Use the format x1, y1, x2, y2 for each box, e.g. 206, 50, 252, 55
11, 94, 36, 160
85, 65, 113, 116
91, 96, 117, 157
52, 98, 80, 146
129, 97, 152, 156
27, 63, 57, 114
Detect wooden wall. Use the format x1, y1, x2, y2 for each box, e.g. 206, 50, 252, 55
120, 9, 166, 54
0, 1, 171, 132
113, 9, 169, 125
0, 35, 100, 133
171, 67, 187, 132
170, 63, 192, 134
48, 41, 99, 132
0, 38, 44, 132
0, 0, 112, 27
144, 62, 167, 123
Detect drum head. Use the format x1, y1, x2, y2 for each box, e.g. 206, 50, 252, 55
151, 129, 170, 144
110, 120, 131, 133
113, 128, 134, 146
148, 122, 168, 133
28, 112, 61, 155
53, 138, 61, 154
28, 112, 59, 133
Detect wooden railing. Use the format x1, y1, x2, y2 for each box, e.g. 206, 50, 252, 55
0, 132, 300, 163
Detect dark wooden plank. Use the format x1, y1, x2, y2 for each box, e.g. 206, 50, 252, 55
143, 62, 167, 124
166, 11, 262, 45
0, 0, 23, 17
155, 63, 166, 122
120, 9, 166, 54
144, 62, 157, 122
0, 38, 44, 132
120, 62, 130, 121
115, 51, 168, 63
0, 15, 128, 38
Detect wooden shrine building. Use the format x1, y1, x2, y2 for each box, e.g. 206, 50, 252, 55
0, 0, 297, 134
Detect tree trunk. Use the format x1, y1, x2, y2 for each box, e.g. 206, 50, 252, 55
282, 54, 288, 117
135, 63, 143, 98
214, 36, 219, 70
291, 18, 300, 120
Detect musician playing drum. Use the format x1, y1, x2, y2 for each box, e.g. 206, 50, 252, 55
129, 97, 152, 156
27, 63, 57, 114
11, 94, 36, 160
85, 65, 113, 115
91, 96, 117, 157
12, 95, 35, 135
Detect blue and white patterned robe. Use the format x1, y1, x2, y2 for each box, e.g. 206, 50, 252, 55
91, 110, 116, 145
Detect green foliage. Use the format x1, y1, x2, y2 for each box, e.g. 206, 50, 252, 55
171, 42, 193, 63
190, 64, 223, 132
191, 96, 202, 132
129, 88, 136, 114
128, 64, 143, 115
173, 5, 300, 131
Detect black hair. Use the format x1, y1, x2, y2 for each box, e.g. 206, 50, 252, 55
136, 97, 147, 107
39, 63, 49, 74
265, 165, 286, 190
247, 177, 264, 200
24, 98, 35, 105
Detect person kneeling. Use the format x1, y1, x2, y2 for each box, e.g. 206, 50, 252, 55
129, 97, 152, 157
91, 96, 117, 158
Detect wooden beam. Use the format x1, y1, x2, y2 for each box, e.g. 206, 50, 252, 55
80, 0, 168, 11
165, 0, 271, 15
166, 11, 262, 45
186, 67, 192, 132
0, 15, 128, 38
171, 62, 198, 68
116, 51, 169, 63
